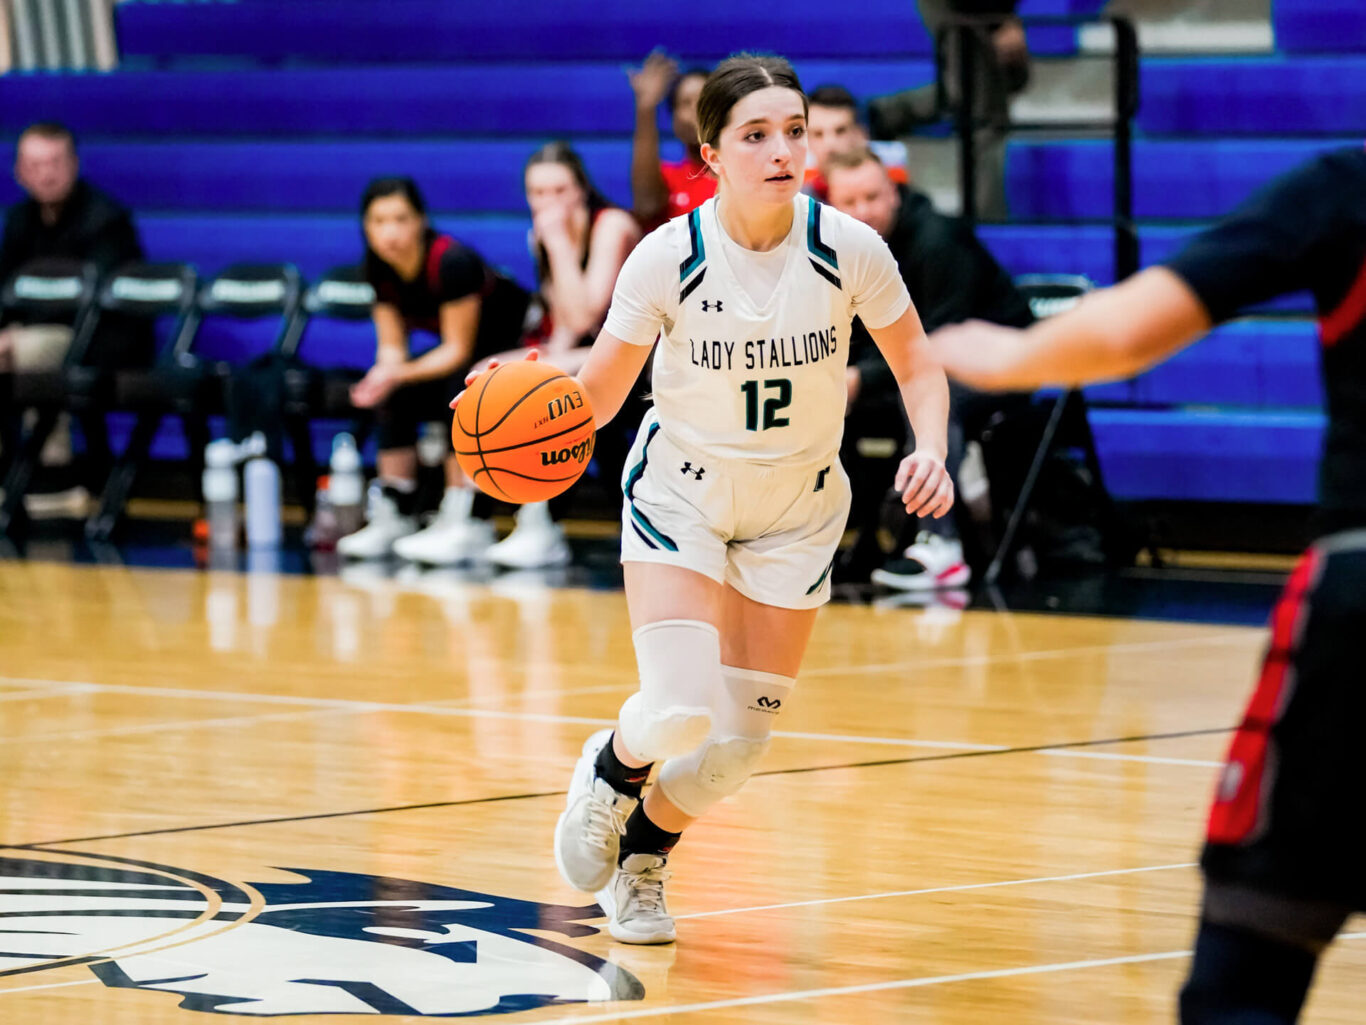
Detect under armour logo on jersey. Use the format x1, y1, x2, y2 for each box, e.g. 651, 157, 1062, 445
680, 462, 705, 480
699, 300, 723, 313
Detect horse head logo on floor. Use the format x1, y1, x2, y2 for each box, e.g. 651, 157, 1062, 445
0, 854, 641, 1016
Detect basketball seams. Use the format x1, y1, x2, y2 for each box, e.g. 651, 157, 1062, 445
471, 364, 509, 501
451, 415, 595, 458
453, 361, 595, 503
469, 371, 570, 439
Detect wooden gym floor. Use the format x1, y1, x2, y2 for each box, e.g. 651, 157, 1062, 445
0, 557, 1361, 1023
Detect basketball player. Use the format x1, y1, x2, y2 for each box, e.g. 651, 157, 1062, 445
929, 146, 1366, 1023
543, 54, 951, 944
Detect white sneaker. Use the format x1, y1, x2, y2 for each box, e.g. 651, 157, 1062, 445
870, 531, 971, 591
392, 508, 495, 565
555, 729, 637, 893
487, 502, 571, 569
597, 853, 676, 945
336, 484, 417, 559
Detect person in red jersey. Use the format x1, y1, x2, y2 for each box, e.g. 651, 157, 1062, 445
931, 146, 1366, 1025
628, 51, 713, 230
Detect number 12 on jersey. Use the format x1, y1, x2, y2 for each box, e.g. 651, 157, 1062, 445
741, 379, 792, 431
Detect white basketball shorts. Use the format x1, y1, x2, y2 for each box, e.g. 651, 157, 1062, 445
619, 411, 851, 609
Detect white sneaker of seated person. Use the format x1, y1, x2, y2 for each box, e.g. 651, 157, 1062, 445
336, 482, 417, 559
392, 486, 494, 565
870, 531, 971, 591
486, 501, 571, 569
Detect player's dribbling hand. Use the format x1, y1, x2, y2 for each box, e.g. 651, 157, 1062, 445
448, 349, 540, 411
895, 451, 954, 519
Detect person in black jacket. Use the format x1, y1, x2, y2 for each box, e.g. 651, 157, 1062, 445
826, 146, 1033, 588
0, 122, 146, 510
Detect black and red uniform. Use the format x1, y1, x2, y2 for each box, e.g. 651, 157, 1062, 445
364, 230, 530, 451
1164, 147, 1366, 919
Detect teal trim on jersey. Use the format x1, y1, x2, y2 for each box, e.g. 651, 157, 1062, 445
806, 199, 839, 271
679, 207, 706, 282
805, 558, 834, 595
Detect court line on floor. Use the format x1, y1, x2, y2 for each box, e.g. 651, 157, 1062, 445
16, 725, 1232, 848
554, 933, 1366, 1025
802, 630, 1259, 678
0, 684, 98, 705
675, 861, 1198, 920
0, 706, 363, 745
0, 676, 1228, 766
1039, 749, 1224, 768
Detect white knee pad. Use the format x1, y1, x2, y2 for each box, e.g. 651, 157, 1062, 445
657, 665, 794, 818
617, 619, 720, 763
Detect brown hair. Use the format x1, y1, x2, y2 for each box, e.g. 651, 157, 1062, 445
695, 54, 807, 150
524, 141, 613, 285
824, 146, 885, 177
18, 121, 76, 152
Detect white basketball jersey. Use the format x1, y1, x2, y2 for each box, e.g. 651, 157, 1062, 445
604, 194, 910, 464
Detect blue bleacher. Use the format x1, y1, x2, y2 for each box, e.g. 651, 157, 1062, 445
1273, 0, 1366, 54
3, 0, 1349, 506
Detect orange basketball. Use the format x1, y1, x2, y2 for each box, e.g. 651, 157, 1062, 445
451, 360, 596, 503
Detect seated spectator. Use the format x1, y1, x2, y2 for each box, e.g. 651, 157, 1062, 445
474, 142, 642, 569
0, 121, 147, 513
627, 51, 712, 230
825, 147, 1034, 589
337, 177, 533, 566
804, 84, 907, 202
867, 0, 1029, 221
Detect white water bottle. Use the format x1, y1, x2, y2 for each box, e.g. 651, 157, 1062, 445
328, 432, 365, 537
202, 438, 240, 548
242, 432, 282, 548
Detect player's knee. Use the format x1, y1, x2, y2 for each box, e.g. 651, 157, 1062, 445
617, 619, 722, 762
618, 691, 713, 763
657, 734, 772, 817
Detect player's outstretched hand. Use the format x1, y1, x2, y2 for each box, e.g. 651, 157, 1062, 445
895, 451, 954, 519
929, 320, 1026, 391
449, 349, 540, 411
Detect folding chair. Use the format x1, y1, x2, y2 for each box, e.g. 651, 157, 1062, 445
983, 274, 1110, 585
0, 258, 99, 535
86, 263, 303, 541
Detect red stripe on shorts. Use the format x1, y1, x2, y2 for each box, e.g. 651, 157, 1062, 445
1320, 254, 1366, 347
1206, 546, 1324, 846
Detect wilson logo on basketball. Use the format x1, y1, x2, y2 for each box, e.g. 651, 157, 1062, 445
542, 439, 593, 466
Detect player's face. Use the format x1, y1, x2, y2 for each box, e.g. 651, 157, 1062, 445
671, 74, 706, 149
14, 134, 78, 206
826, 160, 899, 239
807, 105, 863, 168
524, 163, 585, 218
705, 86, 807, 206
363, 194, 425, 267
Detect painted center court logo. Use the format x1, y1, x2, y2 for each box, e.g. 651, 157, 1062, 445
0, 851, 640, 1016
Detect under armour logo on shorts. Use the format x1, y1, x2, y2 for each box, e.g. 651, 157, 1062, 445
680, 462, 705, 480
700, 300, 723, 312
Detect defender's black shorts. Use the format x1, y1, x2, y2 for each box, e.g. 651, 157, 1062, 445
1201, 529, 1366, 910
